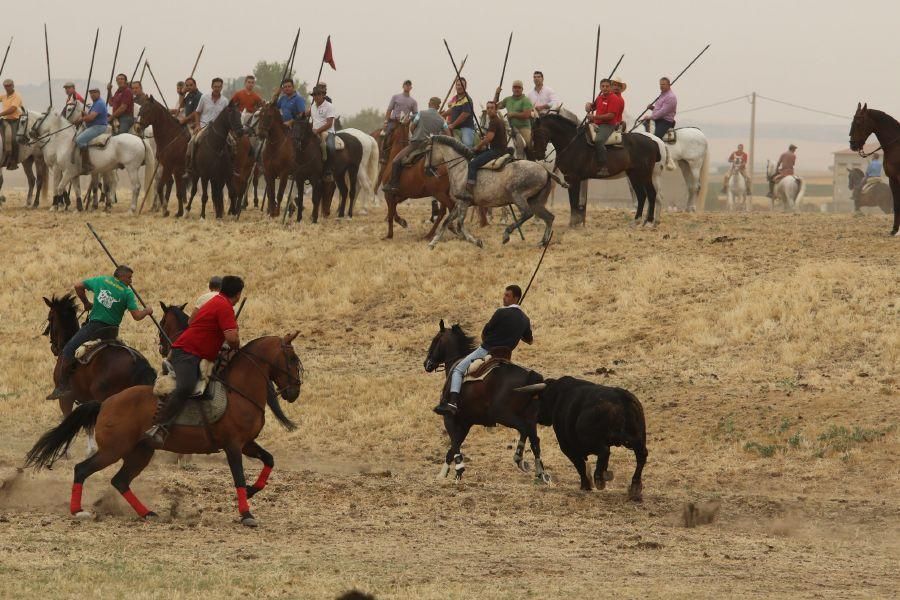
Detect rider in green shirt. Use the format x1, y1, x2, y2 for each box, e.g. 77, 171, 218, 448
494, 80, 534, 153
48, 265, 153, 399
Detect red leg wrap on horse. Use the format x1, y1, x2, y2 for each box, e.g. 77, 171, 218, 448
236, 486, 250, 514
70, 482, 83, 514
121, 489, 150, 518
253, 465, 272, 490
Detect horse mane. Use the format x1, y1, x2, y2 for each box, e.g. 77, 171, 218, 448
450, 324, 477, 355
865, 108, 900, 129
431, 135, 474, 159
542, 110, 579, 127
48, 293, 79, 319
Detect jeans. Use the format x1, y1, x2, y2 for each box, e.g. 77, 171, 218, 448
455, 127, 475, 148
75, 124, 107, 148
653, 119, 675, 139
319, 131, 336, 161
116, 115, 134, 135
593, 123, 615, 164
61, 320, 119, 361
467, 148, 505, 183
449, 346, 489, 394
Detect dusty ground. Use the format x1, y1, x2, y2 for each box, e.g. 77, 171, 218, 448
0, 189, 897, 599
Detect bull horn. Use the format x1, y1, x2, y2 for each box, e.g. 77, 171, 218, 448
514, 383, 547, 393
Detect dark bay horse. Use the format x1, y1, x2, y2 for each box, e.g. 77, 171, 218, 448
190, 101, 244, 220
847, 167, 893, 214
43, 295, 157, 452
256, 103, 299, 218
26, 333, 303, 528
849, 104, 900, 235
158, 302, 189, 356
423, 320, 548, 482
378, 120, 453, 240
137, 96, 190, 217
296, 121, 364, 220
532, 112, 661, 227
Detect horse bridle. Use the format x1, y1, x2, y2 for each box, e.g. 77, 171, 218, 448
238, 343, 304, 397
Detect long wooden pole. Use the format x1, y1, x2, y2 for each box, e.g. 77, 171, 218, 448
144, 61, 169, 109
43, 28, 52, 108
81, 29, 100, 119
591, 25, 601, 102
497, 32, 513, 97
315, 35, 330, 86
439, 55, 467, 112
105, 26, 122, 102
443, 39, 483, 136
128, 47, 145, 83
189, 45, 204, 79
629, 43, 711, 132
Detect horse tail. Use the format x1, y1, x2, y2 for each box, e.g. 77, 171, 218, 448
142, 139, 156, 200
266, 383, 297, 431
365, 136, 380, 199
697, 141, 710, 212
794, 177, 806, 206
24, 401, 102, 470
39, 159, 50, 201
133, 354, 158, 386
664, 144, 676, 171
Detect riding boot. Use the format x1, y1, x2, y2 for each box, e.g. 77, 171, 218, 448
767, 180, 775, 199
47, 356, 75, 400
382, 163, 403, 193
434, 391, 460, 416
80, 147, 92, 175
144, 393, 190, 446
457, 182, 475, 201
594, 146, 609, 177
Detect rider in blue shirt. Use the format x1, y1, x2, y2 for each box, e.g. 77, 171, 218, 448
866, 154, 882, 178
74, 87, 109, 172
276, 78, 306, 130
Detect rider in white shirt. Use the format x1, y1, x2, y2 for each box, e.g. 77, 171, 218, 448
311, 85, 336, 182
527, 71, 561, 114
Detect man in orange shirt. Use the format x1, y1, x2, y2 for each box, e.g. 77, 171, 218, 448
231, 75, 263, 114
0, 79, 24, 169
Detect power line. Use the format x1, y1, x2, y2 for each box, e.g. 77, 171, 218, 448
679, 94, 749, 115
756, 94, 848, 120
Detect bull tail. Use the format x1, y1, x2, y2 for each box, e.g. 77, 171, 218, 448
25, 401, 102, 470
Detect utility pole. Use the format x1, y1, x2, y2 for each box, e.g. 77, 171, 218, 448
749, 91, 756, 197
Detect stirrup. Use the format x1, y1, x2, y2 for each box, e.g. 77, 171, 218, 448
144, 424, 168, 446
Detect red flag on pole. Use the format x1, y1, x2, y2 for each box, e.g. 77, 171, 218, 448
323, 35, 336, 70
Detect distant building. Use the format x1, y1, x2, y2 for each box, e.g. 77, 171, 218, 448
832, 143, 882, 209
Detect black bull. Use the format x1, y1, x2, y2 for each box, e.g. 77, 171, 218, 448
517, 376, 648, 501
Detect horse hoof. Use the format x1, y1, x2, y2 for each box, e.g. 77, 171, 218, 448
629, 219, 640, 228
143, 511, 158, 520
594, 476, 607, 490
628, 483, 643, 502
241, 515, 259, 528
398, 219, 408, 229
514, 459, 531, 473
74, 511, 93, 521
502, 234, 510, 245
476, 239, 484, 249
535, 473, 552, 485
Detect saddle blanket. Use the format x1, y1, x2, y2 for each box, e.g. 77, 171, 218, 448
86, 131, 113, 148
154, 358, 216, 398
174, 380, 228, 426
587, 125, 623, 147
862, 178, 884, 194
463, 355, 510, 383
479, 153, 515, 171
74, 339, 137, 364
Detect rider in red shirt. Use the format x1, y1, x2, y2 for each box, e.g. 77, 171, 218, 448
584, 79, 624, 175
146, 275, 244, 445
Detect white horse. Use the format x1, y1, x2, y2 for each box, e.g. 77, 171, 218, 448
726, 156, 749, 211
767, 163, 805, 212
0, 110, 51, 207
649, 126, 710, 212
339, 127, 380, 207
35, 108, 154, 213
428, 135, 561, 248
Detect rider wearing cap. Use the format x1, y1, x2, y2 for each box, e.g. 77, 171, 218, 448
74, 87, 109, 173
48, 265, 154, 400
0, 78, 23, 169
585, 78, 624, 176
145, 275, 244, 445
495, 79, 534, 155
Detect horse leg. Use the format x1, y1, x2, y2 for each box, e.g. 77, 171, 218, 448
889, 177, 900, 236
678, 160, 700, 212
567, 180, 584, 227
224, 444, 257, 527
311, 182, 321, 224
644, 176, 659, 227
530, 199, 556, 247
110, 445, 157, 519
441, 418, 472, 481
335, 176, 349, 218
200, 178, 209, 220
274, 176, 288, 218
424, 194, 449, 240
242, 440, 274, 499
175, 175, 186, 218
455, 200, 483, 248
186, 176, 198, 213
23, 157, 35, 207
348, 166, 359, 218
127, 166, 141, 214
428, 204, 458, 248
593, 446, 612, 490
70, 446, 121, 519
627, 173, 646, 225
213, 180, 225, 219
527, 425, 549, 484
384, 195, 396, 239
503, 197, 534, 245
629, 442, 648, 502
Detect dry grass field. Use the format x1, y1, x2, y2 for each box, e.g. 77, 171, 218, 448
0, 189, 897, 599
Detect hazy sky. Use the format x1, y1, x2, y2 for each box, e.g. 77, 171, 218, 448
4, 0, 898, 168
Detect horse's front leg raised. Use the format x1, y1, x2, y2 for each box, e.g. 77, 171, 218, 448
440, 417, 472, 481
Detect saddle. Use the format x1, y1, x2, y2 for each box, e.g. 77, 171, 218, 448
400, 145, 429, 167
463, 347, 513, 383
153, 358, 216, 399
662, 129, 677, 144
74, 338, 143, 365
861, 178, 883, 194
333, 134, 346, 151
478, 149, 515, 171
586, 124, 624, 147
86, 129, 114, 148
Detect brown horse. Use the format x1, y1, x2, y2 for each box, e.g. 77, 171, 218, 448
849, 104, 900, 236
378, 122, 454, 240
295, 120, 363, 221
26, 333, 303, 528
256, 103, 298, 218
191, 100, 245, 220
137, 96, 190, 217
423, 321, 548, 482
158, 302, 189, 357
43, 294, 157, 426
847, 167, 893, 214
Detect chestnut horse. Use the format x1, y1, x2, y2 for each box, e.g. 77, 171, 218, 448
849, 104, 900, 236
378, 121, 454, 240
26, 333, 304, 528
137, 96, 190, 217
423, 321, 548, 483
